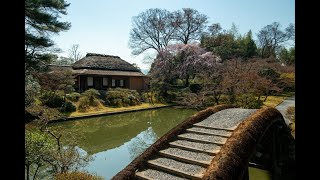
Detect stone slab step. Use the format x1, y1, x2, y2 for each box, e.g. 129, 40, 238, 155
148, 157, 206, 180
193, 123, 237, 131
187, 126, 232, 137
159, 147, 213, 167
178, 133, 227, 145
136, 169, 189, 180
169, 140, 221, 155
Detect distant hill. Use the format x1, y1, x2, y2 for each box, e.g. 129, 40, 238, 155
141, 69, 149, 75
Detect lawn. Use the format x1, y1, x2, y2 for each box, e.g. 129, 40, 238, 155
69, 103, 167, 117
261, 95, 286, 107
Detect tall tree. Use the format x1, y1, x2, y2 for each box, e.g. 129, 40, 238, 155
25, 0, 71, 73
257, 22, 294, 58
201, 32, 241, 61
228, 22, 240, 38
68, 44, 83, 62
173, 8, 208, 44
129, 8, 178, 56
207, 23, 222, 37
240, 30, 257, 59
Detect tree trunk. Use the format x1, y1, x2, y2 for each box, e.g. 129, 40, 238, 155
33, 164, 40, 180
185, 74, 190, 87
26, 165, 30, 180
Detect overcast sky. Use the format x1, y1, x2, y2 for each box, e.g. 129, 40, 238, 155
52, 0, 295, 70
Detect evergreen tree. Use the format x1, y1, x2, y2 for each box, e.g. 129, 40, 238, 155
25, 0, 71, 73
242, 30, 257, 58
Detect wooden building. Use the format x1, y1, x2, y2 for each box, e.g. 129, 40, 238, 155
49, 53, 147, 92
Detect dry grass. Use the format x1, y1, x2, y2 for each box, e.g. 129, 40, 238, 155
261, 96, 285, 107
69, 103, 166, 117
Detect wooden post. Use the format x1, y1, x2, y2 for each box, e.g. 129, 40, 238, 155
78, 76, 80, 93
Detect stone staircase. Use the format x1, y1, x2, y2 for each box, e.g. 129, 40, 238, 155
135, 108, 257, 180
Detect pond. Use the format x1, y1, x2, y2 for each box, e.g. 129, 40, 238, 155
48, 107, 197, 179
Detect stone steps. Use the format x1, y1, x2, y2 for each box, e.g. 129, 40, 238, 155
148, 157, 206, 180
186, 126, 232, 137
136, 169, 189, 180
193, 123, 237, 131
177, 133, 227, 145
169, 140, 221, 155
159, 147, 213, 167
132, 108, 258, 180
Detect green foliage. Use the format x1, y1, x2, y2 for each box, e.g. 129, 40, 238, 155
279, 47, 295, 65
78, 96, 91, 112
201, 33, 241, 60
25, 130, 55, 179
25, 0, 71, 72
189, 84, 202, 93
66, 92, 81, 102
60, 102, 76, 113
82, 89, 100, 106
106, 88, 142, 107
240, 30, 257, 59
40, 92, 65, 108
25, 104, 64, 122
25, 74, 41, 107
236, 94, 263, 109
258, 68, 280, 80
54, 171, 104, 180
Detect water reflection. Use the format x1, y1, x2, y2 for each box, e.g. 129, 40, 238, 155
48, 107, 196, 179
127, 127, 158, 160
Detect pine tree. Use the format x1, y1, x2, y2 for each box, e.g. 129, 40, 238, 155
25, 0, 71, 73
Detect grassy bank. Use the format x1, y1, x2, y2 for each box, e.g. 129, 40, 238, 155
69, 103, 167, 117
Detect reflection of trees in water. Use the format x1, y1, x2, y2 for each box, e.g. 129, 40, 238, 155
127, 127, 158, 160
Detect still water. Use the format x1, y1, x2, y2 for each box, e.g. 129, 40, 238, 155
48, 107, 197, 179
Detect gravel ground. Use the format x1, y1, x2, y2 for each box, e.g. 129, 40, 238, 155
179, 133, 227, 144
195, 108, 257, 129
170, 140, 221, 152
187, 127, 232, 136
151, 157, 206, 176
141, 169, 188, 180
161, 147, 213, 162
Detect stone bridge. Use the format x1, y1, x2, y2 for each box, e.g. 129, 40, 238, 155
112, 105, 295, 180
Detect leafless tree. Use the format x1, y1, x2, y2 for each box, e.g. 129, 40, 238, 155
68, 44, 83, 62
173, 8, 208, 44
257, 22, 295, 58
129, 8, 178, 56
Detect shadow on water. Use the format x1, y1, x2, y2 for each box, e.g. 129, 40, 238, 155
48, 107, 197, 179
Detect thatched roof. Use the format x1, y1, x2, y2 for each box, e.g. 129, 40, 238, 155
72, 53, 140, 72
48, 64, 73, 71
72, 69, 145, 77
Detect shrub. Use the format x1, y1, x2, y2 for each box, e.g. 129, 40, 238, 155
98, 90, 107, 100
40, 92, 65, 108
60, 101, 77, 113
236, 94, 263, 109
78, 96, 90, 112
106, 88, 141, 107
82, 89, 100, 106
54, 171, 104, 180
25, 74, 41, 107
189, 84, 202, 93
66, 92, 81, 102
258, 68, 280, 80
286, 106, 295, 122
